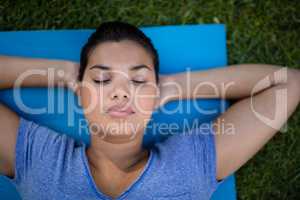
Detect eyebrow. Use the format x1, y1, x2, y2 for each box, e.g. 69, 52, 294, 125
89, 65, 110, 70
89, 64, 152, 71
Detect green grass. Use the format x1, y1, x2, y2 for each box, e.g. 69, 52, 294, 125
1, 0, 299, 199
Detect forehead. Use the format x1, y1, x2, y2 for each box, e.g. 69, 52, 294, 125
87, 40, 154, 69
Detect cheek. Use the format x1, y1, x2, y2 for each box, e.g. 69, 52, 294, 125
80, 86, 105, 116
134, 86, 157, 116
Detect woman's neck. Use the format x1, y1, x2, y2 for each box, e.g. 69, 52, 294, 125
86, 133, 147, 172
85, 134, 150, 199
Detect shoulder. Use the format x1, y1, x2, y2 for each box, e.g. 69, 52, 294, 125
153, 122, 215, 158
151, 122, 221, 194
17, 117, 76, 155
11, 117, 78, 183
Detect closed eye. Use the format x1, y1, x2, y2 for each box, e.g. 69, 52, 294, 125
92, 79, 146, 85
93, 79, 111, 84
131, 80, 147, 84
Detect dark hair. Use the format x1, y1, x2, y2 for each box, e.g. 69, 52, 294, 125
78, 21, 159, 83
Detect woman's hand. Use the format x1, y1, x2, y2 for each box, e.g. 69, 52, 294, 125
63, 61, 80, 93
155, 74, 179, 109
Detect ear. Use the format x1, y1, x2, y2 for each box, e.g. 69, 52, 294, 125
75, 85, 81, 97
76, 85, 82, 106
154, 97, 161, 110
153, 85, 162, 110
72, 81, 80, 97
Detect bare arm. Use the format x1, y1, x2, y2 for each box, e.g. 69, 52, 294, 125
162, 64, 300, 180
0, 55, 77, 177
161, 64, 299, 100
0, 55, 78, 89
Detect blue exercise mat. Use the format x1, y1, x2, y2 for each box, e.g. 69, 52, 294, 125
0, 25, 236, 199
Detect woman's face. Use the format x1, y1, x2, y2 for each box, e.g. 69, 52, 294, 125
78, 40, 159, 144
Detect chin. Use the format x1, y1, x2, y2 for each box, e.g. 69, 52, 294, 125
100, 130, 142, 144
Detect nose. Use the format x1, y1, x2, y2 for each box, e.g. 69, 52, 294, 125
110, 88, 130, 101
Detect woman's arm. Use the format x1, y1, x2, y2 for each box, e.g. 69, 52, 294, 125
162, 64, 300, 100
0, 55, 77, 177
0, 55, 78, 89
162, 64, 300, 180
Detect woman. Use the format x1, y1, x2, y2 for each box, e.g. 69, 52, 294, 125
0, 21, 299, 200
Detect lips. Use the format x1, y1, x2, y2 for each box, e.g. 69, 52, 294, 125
107, 104, 135, 118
